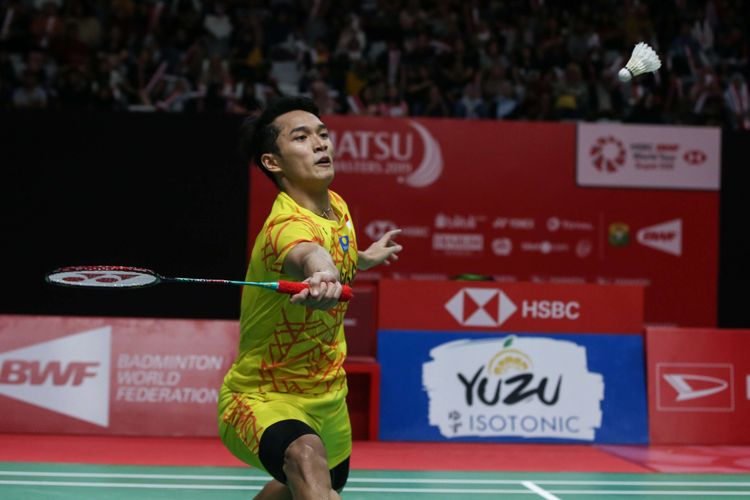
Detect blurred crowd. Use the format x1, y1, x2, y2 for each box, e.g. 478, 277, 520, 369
1, 0, 748, 129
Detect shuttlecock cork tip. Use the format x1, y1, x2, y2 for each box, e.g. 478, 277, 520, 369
618, 68, 632, 82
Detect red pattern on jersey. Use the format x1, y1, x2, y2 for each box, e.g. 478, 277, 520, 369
258, 304, 347, 394
252, 192, 354, 396
261, 210, 326, 272
222, 393, 264, 454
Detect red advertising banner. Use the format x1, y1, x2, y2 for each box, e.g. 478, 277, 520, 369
0, 315, 237, 436
647, 327, 750, 444
377, 279, 643, 333
248, 117, 718, 327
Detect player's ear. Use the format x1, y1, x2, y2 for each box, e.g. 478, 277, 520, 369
261, 153, 281, 173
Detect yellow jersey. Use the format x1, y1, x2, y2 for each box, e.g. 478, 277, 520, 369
223, 190, 357, 399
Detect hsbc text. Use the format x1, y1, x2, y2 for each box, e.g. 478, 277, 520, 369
522, 300, 580, 320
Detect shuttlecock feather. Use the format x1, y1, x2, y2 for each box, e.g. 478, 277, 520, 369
618, 42, 661, 82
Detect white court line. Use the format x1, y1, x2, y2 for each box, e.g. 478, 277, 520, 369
2, 480, 253, 490
522, 480, 561, 500
0, 480, 530, 494
1, 479, 750, 496
1, 471, 749, 487
546, 491, 750, 496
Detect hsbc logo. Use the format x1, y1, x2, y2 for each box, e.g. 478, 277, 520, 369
656, 363, 733, 412
445, 288, 517, 327
445, 289, 583, 327
683, 149, 707, 165
637, 219, 682, 256
0, 327, 111, 426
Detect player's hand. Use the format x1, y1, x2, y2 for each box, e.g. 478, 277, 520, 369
289, 270, 343, 310
358, 229, 403, 270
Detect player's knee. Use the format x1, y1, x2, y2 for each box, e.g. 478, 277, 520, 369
283, 436, 327, 475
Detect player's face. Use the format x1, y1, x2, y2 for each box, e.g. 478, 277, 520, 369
270, 110, 334, 189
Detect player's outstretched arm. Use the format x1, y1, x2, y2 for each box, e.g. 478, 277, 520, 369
358, 229, 403, 270
284, 242, 343, 310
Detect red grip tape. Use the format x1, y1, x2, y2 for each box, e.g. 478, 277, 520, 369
277, 281, 353, 302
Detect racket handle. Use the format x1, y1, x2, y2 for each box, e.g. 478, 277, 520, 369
277, 281, 354, 302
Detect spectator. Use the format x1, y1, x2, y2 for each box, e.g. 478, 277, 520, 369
379, 84, 409, 117
495, 79, 520, 119
724, 72, 750, 130
12, 70, 47, 108
454, 82, 488, 119
0, 0, 746, 130
424, 84, 450, 117
203, 2, 233, 56
30, 1, 63, 50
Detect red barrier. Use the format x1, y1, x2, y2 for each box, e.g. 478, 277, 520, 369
647, 327, 750, 444
0, 315, 378, 439
377, 279, 643, 333
249, 117, 718, 327
344, 282, 378, 357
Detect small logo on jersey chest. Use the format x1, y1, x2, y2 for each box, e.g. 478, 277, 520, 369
339, 235, 350, 252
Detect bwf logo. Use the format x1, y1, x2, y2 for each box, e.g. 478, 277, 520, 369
0, 327, 111, 426
445, 288, 517, 327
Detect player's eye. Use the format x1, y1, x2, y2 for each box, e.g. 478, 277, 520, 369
293, 135, 307, 141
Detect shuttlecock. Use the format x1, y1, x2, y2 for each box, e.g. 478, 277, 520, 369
618, 42, 661, 82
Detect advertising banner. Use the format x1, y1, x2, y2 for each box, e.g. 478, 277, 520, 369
378, 330, 648, 443
576, 123, 721, 190
0, 315, 237, 436
377, 279, 643, 333
248, 117, 719, 326
647, 327, 750, 444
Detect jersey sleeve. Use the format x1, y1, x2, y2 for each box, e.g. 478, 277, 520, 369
260, 213, 327, 273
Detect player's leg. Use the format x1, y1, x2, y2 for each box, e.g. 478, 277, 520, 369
218, 389, 344, 499
283, 433, 340, 500
254, 479, 292, 500
254, 434, 349, 499
259, 420, 339, 500
316, 393, 352, 494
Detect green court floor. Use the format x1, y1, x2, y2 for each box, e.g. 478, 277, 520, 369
1, 462, 749, 499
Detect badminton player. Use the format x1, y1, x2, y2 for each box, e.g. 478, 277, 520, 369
218, 96, 402, 499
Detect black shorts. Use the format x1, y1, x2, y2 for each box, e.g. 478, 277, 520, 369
258, 419, 350, 491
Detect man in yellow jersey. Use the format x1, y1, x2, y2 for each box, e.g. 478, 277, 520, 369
219, 96, 402, 500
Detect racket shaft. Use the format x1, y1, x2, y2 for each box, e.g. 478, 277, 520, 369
171, 277, 353, 301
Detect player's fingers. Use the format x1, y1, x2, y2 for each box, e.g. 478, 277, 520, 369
380, 229, 402, 244
308, 275, 322, 297
290, 288, 310, 304
318, 281, 336, 302
327, 281, 342, 300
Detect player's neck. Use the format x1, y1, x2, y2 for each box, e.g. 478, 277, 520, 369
284, 186, 332, 219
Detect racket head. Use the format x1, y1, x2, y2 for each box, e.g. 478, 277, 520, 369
45, 265, 162, 288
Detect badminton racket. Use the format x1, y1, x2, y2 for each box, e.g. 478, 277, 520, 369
45, 265, 353, 301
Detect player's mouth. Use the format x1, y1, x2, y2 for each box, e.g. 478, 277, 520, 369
315, 156, 332, 167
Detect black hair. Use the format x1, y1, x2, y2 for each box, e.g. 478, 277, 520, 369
239, 96, 321, 186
